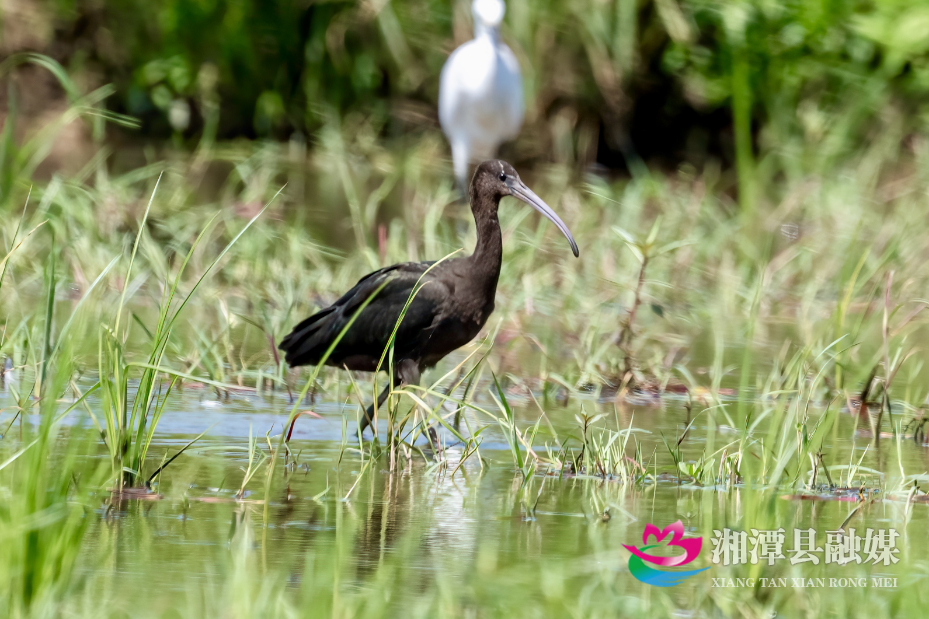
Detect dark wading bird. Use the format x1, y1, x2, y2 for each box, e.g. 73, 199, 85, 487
279, 160, 579, 436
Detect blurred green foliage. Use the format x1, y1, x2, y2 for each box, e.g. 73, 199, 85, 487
10, 0, 929, 175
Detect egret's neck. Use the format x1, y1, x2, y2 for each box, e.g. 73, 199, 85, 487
473, 22, 500, 44
469, 195, 503, 291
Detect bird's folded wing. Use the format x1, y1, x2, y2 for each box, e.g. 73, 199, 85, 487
279, 262, 447, 368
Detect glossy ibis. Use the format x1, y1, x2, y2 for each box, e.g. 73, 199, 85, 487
439, 0, 524, 192
279, 160, 578, 436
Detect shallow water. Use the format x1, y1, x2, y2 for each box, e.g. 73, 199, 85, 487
6, 376, 921, 615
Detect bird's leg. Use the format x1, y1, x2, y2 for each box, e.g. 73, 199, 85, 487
360, 383, 391, 437
396, 358, 421, 387
398, 359, 441, 452
359, 361, 421, 437
397, 360, 423, 436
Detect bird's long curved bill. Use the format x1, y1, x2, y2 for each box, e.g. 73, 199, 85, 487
509, 180, 580, 257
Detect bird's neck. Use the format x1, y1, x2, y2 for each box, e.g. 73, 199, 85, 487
469, 197, 503, 291
474, 23, 500, 44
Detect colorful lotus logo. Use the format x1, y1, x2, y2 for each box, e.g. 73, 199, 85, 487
623, 520, 709, 587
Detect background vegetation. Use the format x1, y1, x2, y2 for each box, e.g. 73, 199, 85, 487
6, 0, 929, 177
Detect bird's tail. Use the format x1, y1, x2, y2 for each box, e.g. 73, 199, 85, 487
278, 308, 335, 367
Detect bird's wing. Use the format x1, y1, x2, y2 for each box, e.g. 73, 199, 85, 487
279, 261, 449, 370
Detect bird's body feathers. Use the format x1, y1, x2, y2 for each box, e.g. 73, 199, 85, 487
280, 258, 495, 373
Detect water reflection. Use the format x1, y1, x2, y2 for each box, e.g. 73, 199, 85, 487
4, 381, 929, 608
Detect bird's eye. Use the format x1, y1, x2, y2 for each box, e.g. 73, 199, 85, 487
499, 173, 506, 181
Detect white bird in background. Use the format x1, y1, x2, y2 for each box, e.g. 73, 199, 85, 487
439, 0, 524, 192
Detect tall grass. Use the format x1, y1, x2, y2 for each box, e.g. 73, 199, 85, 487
0, 335, 106, 617
2, 156, 929, 617
98, 180, 279, 490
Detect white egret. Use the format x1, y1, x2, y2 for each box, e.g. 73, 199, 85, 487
439, 0, 524, 192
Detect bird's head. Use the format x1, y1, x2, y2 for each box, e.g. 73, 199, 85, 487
472, 0, 505, 30
471, 160, 579, 258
